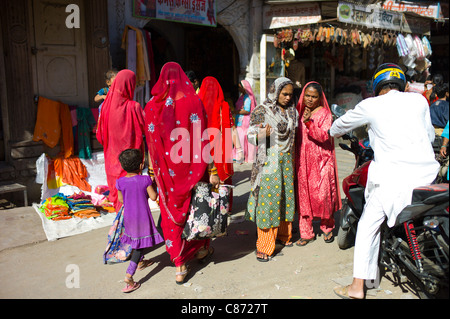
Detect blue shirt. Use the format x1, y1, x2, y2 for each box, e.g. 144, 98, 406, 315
235, 95, 251, 127
430, 99, 449, 128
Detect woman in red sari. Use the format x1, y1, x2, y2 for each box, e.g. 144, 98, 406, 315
144, 63, 217, 284
295, 82, 342, 246
96, 70, 145, 212
198, 76, 235, 185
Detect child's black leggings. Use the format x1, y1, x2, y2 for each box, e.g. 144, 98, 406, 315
126, 249, 144, 276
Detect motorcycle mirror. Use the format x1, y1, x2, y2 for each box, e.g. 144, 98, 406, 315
331, 104, 346, 118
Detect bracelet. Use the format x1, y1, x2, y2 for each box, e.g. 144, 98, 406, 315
441, 145, 448, 148
208, 167, 218, 175
149, 168, 154, 177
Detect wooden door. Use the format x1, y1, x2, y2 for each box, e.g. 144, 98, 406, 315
32, 0, 88, 106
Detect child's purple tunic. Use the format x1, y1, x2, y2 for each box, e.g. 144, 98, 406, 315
116, 175, 163, 249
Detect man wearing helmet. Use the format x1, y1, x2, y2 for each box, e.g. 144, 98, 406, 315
330, 63, 439, 299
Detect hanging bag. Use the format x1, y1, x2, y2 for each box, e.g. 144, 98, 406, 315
182, 182, 231, 241
422, 36, 432, 57
396, 34, 409, 57
413, 35, 425, 60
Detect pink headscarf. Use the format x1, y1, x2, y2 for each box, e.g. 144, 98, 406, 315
235, 80, 257, 129
144, 62, 209, 225
296, 81, 342, 213
96, 69, 145, 211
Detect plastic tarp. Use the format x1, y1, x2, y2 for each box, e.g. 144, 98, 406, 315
34, 152, 160, 241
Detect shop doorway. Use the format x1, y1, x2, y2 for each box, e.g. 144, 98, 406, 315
31, 0, 89, 107
185, 24, 240, 105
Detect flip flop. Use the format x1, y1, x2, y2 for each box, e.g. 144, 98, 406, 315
276, 239, 293, 247
323, 232, 334, 243
122, 282, 140, 293
333, 285, 364, 299
197, 247, 214, 264
256, 251, 270, 262
295, 237, 315, 247
137, 259, 154, 271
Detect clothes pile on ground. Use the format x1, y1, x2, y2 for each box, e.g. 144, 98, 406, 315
39, 192, 107, 221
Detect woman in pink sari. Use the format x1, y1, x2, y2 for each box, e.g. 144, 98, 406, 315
295, 82, 342, 246
96, 70, 145, 212
233, 80, 257, 162
144, 62, 216, 284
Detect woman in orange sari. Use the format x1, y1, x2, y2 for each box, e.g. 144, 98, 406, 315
295, 82, 342, 246
96, 70, 145, 212
144, 63, 217, 284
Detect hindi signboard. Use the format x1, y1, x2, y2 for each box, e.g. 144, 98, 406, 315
382, 1, 443, 20
338, 1, 403, 31
133, 0, 217, 27
338, 1, 430, 34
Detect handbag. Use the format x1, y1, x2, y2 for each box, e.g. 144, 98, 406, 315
182, 182, 231, 241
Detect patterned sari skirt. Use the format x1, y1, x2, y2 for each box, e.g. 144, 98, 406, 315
245, 150, 295, 229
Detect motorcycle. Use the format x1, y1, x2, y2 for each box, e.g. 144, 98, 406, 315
331, 104, 449, 298
330, 104, 374, 250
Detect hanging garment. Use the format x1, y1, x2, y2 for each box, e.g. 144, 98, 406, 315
76, 107, 96, 159
33, 97, 74, 158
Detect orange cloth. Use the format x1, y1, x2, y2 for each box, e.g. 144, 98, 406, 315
59, 102, 74, 158
256, 221, 292, 256
53, 157, 91, 192
33, 96, 74, 158
33, 97, 62, 148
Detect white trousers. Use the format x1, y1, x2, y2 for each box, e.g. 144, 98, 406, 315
353, 187, 388, 280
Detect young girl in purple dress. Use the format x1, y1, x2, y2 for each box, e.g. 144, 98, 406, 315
117, 149, 164, 293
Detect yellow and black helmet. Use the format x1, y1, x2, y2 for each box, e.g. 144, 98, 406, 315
372, 63, 406, 96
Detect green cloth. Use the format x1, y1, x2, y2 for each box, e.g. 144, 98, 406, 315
245, 150, 295, 229
77, 108, 97, 159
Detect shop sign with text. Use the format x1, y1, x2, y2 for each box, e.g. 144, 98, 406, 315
338, 1, 403, 31
382, 1, 443, 20
133, 0, 217, 27
263, 3, 321, 29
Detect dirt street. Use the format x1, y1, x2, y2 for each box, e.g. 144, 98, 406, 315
0, 147, 419, 303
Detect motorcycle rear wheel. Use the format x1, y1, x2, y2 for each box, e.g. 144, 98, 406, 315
337, 226, 355, 250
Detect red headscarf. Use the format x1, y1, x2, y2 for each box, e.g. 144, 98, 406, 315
144, 62, 209, 225
198, 76, 234, 182
96, 69, 145, 210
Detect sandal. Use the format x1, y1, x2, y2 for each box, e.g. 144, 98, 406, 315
276, 239, 293, 247
197, 247, 214, 264
295, 237, 315, 247
333, 285, 364, 299
137, 259, 154, 271
175, 266, 190, 285
123, 276, 141, 293
256, 251, 270, 262
323, 232, 334, 243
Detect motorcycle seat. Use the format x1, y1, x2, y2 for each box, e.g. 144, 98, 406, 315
411, 183, 449, 204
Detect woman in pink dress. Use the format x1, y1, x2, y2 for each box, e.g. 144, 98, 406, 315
233, 80, 257, 162
144, 62, 216, 285
295, 82, 342, 246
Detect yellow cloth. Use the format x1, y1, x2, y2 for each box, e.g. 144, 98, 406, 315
121, 25, 150, 87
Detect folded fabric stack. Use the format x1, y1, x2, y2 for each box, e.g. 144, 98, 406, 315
39, 193, 71, 221
66, 192, 100, 219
